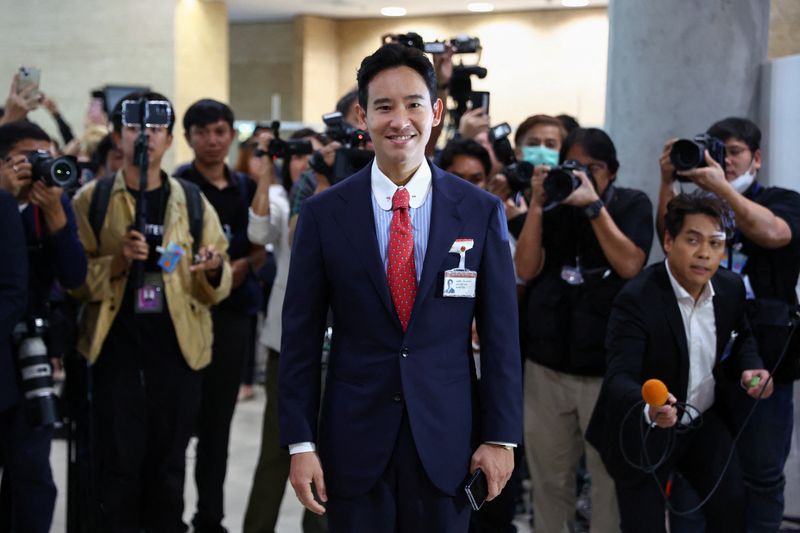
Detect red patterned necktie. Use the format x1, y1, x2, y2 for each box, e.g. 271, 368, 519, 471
387, 187, 417, 332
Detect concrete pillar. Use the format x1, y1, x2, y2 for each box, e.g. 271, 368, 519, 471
604, 0, 770, 235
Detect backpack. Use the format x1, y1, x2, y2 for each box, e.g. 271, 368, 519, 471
88, 175, 204, 256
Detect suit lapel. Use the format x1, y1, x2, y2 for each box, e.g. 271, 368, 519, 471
330, 168, 397, 324
656, 264, 690, 366
406, 167, 464, 334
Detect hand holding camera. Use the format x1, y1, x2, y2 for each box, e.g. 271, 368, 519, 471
529, 165, 550, 208
675, 149, 727, 194
559, 168, 599, 208
659, 138, 678, 185
458, 107, 490, 139
0, 154, 32, 196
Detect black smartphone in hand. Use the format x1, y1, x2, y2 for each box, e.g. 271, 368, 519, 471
465, 468, 489, 511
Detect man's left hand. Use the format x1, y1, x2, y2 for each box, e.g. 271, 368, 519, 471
29, 181, 67, 232
191, 244, 223, 276
561, 170, 599, 208
470, 443, 514, 501
676, 150, 729, 194
741, 369, 773, 399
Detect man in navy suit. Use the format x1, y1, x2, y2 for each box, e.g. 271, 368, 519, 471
278, 44, 522, 532
586, 191, 773, 532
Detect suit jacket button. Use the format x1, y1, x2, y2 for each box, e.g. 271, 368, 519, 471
400, 348, 409, 358
393, 393, 402, 402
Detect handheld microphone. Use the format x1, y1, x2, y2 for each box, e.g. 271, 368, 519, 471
641, 379, 669, 407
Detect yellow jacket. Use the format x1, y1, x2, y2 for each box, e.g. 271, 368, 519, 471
70, 170, 232, 370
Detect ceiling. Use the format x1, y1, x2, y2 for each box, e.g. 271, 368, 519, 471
227, 0, 608, 22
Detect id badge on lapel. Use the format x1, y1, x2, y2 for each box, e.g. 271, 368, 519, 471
135, 272, 165, 314
444, 238, 477, 298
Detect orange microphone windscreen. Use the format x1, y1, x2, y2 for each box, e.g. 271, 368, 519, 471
641, 379, 669, 406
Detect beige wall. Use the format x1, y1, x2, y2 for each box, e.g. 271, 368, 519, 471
230, 8, 609, 133
174, 0, 230, 165
0, 0, 228, 171
769, 0, 800, 59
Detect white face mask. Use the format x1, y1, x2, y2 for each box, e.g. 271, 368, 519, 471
729, 159, 756, 194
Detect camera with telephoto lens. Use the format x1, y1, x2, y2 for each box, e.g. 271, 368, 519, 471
669, 133, 727, 183
489, 122, 533, 194
254, 121, 313, 159
310, 111, 373, 186
26, 150, 79, 189
12, 318, 60, 428
543, 160, 593, 206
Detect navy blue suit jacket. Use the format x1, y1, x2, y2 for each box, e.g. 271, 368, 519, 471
0, 191, 27, 411
278, 162, 522, 498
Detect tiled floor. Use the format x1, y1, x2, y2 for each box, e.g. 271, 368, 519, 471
49, 383, 800, 532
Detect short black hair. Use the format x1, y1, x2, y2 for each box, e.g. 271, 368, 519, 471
183, 98, 235, 132
664, 190, 734, 240
111, 91, 176, 134
439, 138, 491, 177
336, 89, 359, 118
707, 117, 761, 152
90, 133, 116, 173
356, 44, 437, 111
559, 127, 620, 175
556, 114, 580, 134
0, 120, 50, 158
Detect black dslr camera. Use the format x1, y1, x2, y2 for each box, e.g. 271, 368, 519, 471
312, 111, 373, 185
255, 121, 313, 159
669, 133, 727, 182
26, 150, 79, 189
489, 122, 533, 194
543, 160, 593, 207
12, 318, 60, 428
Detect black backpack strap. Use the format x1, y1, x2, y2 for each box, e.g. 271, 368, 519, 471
87, 176, 115, 247
175, 178, 204, 256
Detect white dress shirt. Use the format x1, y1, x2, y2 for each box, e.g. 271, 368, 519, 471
647, 260, 717, 425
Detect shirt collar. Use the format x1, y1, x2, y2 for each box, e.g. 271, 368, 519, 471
370, 159, 432, 211
665, 259, 715, 306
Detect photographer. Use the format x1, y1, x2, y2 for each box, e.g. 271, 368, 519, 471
515, 128, 653, 533
70, 92, 231, 532
439, 137, 491, 189
174, 98, 264, 533
243, 125, 328, 533
657, 117, 800, 531
0, 120, 88, 532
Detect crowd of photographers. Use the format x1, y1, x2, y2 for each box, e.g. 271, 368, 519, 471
1, 31, 799, 533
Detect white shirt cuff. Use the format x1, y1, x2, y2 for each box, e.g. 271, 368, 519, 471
248, 206, 270, 222
643, 404, 656, 427
486, 441, 517, 448
288, 442, 316, 455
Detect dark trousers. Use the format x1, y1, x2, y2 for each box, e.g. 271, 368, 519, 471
616, 408, 745, 533
93, 344, 201, 533
192, 306, 254, 532
326, 410, 472, 533
243, 350, 327, 533
0, 403, 56, 533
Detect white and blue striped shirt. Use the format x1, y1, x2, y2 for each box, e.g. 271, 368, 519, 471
370, 159, 432, 282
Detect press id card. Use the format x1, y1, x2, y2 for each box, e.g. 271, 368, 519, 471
135, 272, 164, 314
444, 238, 477, 298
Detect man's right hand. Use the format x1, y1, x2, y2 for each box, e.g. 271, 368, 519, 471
659, 138, 678, 185
529, 164, 550, 208
458, 108, 490, 139
647, 392, 678, 428
1, 73, 40, 126
0, 154, 33, 197
122, 229, 149, 262
289, 452, 328, 515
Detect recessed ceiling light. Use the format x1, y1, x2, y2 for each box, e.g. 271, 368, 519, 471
562, 0, 589, 6
381, 6, 407, 16
467, 2, 495, 12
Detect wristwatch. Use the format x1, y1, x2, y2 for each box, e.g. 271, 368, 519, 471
583, 199, 604, 220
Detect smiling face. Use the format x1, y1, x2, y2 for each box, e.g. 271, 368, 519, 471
664, 213, 726, 298
356, 66, 442, 181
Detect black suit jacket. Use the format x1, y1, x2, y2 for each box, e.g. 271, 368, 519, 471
585, 262, 762, 485
0, 190, 27, 411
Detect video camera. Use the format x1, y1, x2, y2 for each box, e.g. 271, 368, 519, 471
26, 150, 79, 189
669, 133, 726, 182
254, 121, 314, 159
389, 32, 482, 55
489, 123, 533, 194
308, 111, 373, 186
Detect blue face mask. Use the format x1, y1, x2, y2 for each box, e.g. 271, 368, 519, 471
521, 145, 559, 167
